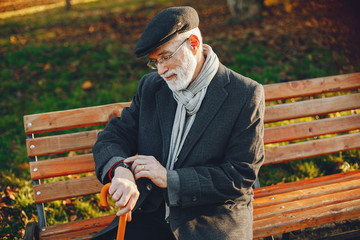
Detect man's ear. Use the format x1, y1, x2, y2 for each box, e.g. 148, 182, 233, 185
189, 34, 200, 55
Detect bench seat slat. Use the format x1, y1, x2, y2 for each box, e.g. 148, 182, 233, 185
254, 187, 360, 221
253, 198, 360, 239
264, 114, 360, 144
40, 226, 105, 240
30, 154, 95, 180
253, 178, 360, 207
264, 132, 360, 165
263, 73, 360, 101
37, 172, 360, 239
33, 176, 102, 204
26, 130, 100, 157
264, 93, 360, 123
254, 170, 360, 198
24, 102, 131, 135
39, 215, 115, 239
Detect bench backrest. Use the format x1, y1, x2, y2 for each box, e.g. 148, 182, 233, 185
24, 73, 360, 227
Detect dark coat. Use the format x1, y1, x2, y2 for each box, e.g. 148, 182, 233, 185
92, 63, 265, 239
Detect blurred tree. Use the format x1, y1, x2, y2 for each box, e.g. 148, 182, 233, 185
227, 0, 264, 21
66, 0, 71, 10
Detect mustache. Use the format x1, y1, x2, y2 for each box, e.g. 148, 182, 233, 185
161, 70, 178, 78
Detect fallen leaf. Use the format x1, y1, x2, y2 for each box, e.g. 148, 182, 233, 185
68, 151, 77, 157
10, 35, 17, 44
17, 163, 29, 169
82, 81, 93, 90
43, 64, 51, 71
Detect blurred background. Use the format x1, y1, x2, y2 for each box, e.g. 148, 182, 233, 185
0, 0, 359, 239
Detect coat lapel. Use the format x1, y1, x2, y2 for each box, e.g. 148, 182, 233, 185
155, 81, 177, 165
175, 64, 230, 167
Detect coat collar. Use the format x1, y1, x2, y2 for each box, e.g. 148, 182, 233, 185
155, 64, 230, 167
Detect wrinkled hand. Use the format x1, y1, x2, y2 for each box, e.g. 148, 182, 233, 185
125, 155, 168, 188
109, 167, 139, 221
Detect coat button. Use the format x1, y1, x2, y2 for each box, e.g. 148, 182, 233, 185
146, 183, 153, 191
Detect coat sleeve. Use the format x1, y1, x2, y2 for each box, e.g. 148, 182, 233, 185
175, 83, 265, 208
92, 77, 144, 184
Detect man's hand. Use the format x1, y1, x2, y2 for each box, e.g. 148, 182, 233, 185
125, 155, 168, 188
109, 167, 139, 221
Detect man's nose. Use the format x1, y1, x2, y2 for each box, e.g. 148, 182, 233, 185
157, 63, 168, 75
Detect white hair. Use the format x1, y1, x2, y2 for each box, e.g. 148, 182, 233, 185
176, 27, 203, 54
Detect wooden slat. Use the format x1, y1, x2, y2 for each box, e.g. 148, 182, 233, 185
30, 154, 95, 180
264, 93, 360, 123
24, 102, 131, 135
264, 132, 360, 165
40, 214, 115, 240
26, 130, 100, 157
41, 226, 104, 240
253, 178, 360, 207
254, 170, 360, 198
33, 176, 102, 204
264, 114, 360, 144
264, 73, 360, 101
253, 199, 360, 239
254, 187, 360, 221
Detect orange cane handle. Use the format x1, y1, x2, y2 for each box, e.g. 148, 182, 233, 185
100, 183, 111, 207
100, 183, 128, 240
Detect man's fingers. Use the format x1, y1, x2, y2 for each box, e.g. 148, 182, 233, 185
127, 211, 132, 222
111, 189, 123, 202
124, 155, 146, 164
116, 207, 129, 217
115, 191, 139, 217
115, 195, 128, 208
134, 169, 150, 180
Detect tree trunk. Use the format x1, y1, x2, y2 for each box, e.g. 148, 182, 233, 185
65, 0, 71, 10
227, 0, 263, 21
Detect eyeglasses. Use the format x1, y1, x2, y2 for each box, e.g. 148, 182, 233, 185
147, 38, 189, 70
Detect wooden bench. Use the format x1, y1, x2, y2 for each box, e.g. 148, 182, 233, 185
23, 73, 360, 240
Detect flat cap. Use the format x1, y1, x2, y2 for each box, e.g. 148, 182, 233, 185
134, 6, 199, 58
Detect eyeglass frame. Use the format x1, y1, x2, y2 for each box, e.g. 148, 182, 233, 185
147, 37, 190, 70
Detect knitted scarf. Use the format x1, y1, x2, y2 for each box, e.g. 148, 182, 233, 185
166, 44, 219, 171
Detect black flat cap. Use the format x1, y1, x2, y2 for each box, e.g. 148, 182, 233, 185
134, 6, 199, 58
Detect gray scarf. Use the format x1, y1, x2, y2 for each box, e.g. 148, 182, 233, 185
166, 44, 219, 171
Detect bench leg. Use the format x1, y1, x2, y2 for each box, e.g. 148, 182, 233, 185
24, 221, 39, 240
263, 236, 275, 240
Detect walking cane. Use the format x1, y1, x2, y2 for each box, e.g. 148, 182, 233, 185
100, 183, 128, 240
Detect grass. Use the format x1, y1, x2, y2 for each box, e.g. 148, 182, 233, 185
0, 0, 359, 239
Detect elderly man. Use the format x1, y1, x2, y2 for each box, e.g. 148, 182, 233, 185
92, 6, 264, 240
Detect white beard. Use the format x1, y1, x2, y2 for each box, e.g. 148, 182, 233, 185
161, 48, 197, 92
